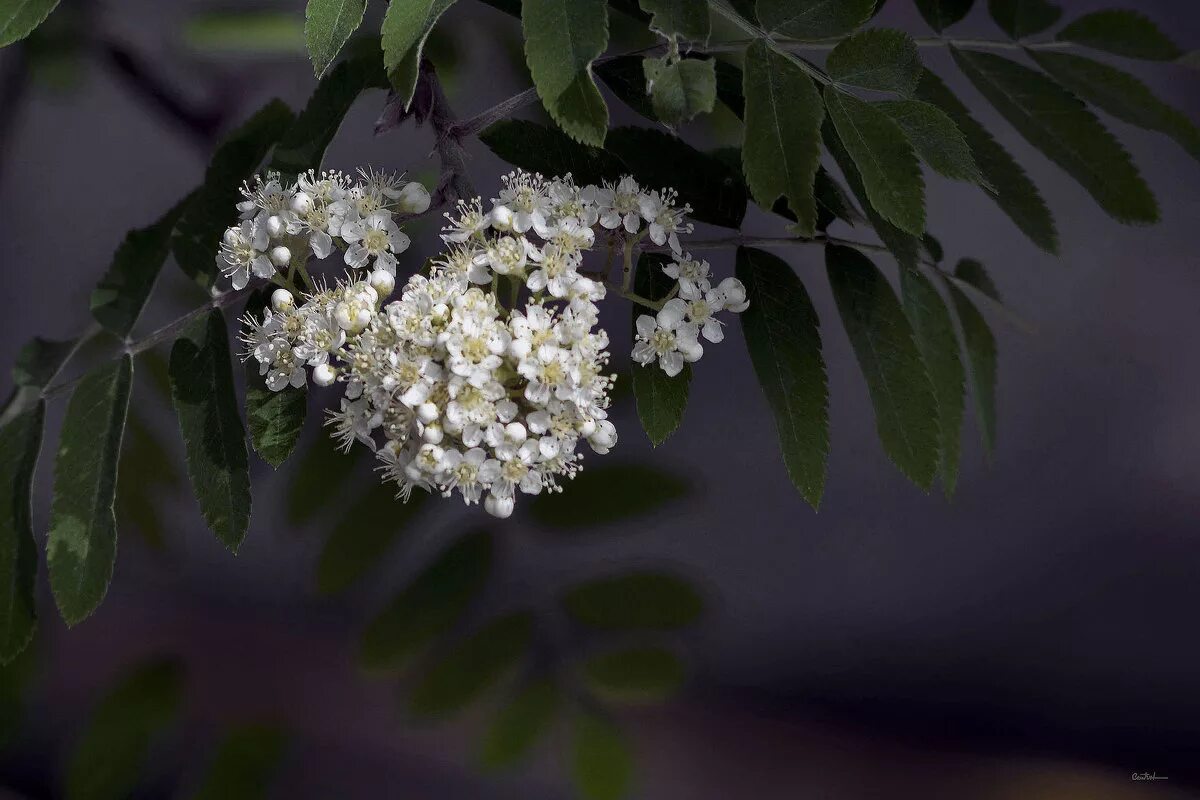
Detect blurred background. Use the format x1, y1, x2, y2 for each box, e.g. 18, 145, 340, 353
1, 0, 1198, 797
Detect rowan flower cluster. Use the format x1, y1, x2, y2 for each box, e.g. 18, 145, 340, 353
233, 167, 748, 517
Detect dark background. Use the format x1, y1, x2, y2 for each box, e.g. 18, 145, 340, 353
1, 0, 1198, 797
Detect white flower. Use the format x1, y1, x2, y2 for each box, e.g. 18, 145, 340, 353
638, 188, 693, 252
679, 282, 726, 343
662, 253, 711, 295
217, 220, 273, 290
632, 300, 704, 377
716, 276, 749, 312
596, 176, 642, 233
342, 210, 410, 273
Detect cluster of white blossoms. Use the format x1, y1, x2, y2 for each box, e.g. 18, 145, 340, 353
235, 167, 747, 517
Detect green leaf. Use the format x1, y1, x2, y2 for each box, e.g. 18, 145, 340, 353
479, 679, 560, 769
315, 485, 426, 595
826, 28, 921, 96
0, 404, 42, 663
66, 659, 183, 800
947, 284, 997, 456
639, 0, 708, 40
0, 639, 35, 747
814, 166, 865, 229
630, 254, 690, 447
824, 87, 926, 236
169, 311, 251, 552
11, 336, 76, 390
382, 0, 457, 107
0, 0, 62, 48
270, 50, 388, 179
562, 571, 703, 630
951, 47, 1158, 225
480, 119, 626, 187
756, 0, 875, 39
822, 118, 922, 268
742, 39, 824, 235
304, 0, 367, 77
922, 233, 945, 263
242, 293, 306, 469
914, 0, 974, 32
607, 126, 747, 229
360, 529, 493, 672
522, 0, 609, 146
986, 0, 1060, 39
736, 246, 829, 508
643, 56, 716, 127
581, 645, 685, 703
571, 712, 632, 800
954, 257, 1000, 301
285, 436, 362, 526
173, 100, 294, 289
914, 68, 1057, 253
1057, 10, 1181, 61
826, 244, 940, 489
408, 612, 534, 718
90, 197, 190, 340
191, 725, 288, 800
1029, 51, 1200, 164
47, 357, 132, 626
184, 13, 306, 54
529, 464, 689, 528
116, 411, 181, 555
900, 269, 965, 496
876, 99, 984, 185
596, 56, 659, 122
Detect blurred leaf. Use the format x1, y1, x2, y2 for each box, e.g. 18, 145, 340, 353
737, 245, 829, 507
242, 293, 307, 469
644, 56, 715, 127
951, 47, 1157, 225
173, 101, 294, 289
191, 724, 288, 800
581, 645, 684, 703
824, 87, 925, 236
479, 678, 560, 769
91, 196, 190, 339
822, 117, 922, 268
270, 49, 388, 180
315, 485, 427, 595
826, 28, 921, 96
66, 658, 185, 800
304, 0, 367, 77
742, 40, 823, 235
986, 0, 1060, 39
47, 357, 132, 626
480, 119, 626, 186
0, 640, 35, 747
639, 0, 707, 39
286, 436, 362, 526
184, 13, 306, 54
117, 412, 182, 555
826, 244, 940, 489
0, 404, 42, 663
596, 56, 657, 121
562, 572, 703, 630
169, 311, 251, 552
382, 0, 457, 107
360, 529, 493, 671
1029, 51, 1200, 164
11, 336, 76, 391
529, 464, 689, 528
921, 233, 944, 263
954, 258, 1001, 301
756, 0, 875, 39
947, 283, 997, 457
607, 126, 746, 229
914, 0, 974, 32
876, 100, 984, 185
0, 0, 62, 48
901, 269, 965, 497
522, 0, 610, 146
571, 712, 632, 800
408, 612, 534, 719
813, 167, 864, 229
630, 254, 690, 447
914, 69, 1057, 253
1057, 9, 1181, 60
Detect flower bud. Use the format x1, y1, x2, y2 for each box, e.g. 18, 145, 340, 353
422, 422, 444, 444
269, 245, 292, 267
417, 402, 440, 424
313, 364, 337, 387
504, 422, 527, 444
223, 226, 240, 246
489, 205, 514, 231
396, 182, 431, 214
484, 494, 515, 519
291, 191, 313, 214
369, 269, 395, 299
270, 288, 294, 313
266, 215, 286, 238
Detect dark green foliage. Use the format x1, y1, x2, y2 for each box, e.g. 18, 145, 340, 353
562, 571, 703, 630
630, 254, 690, 447
529, 464, 690, 527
